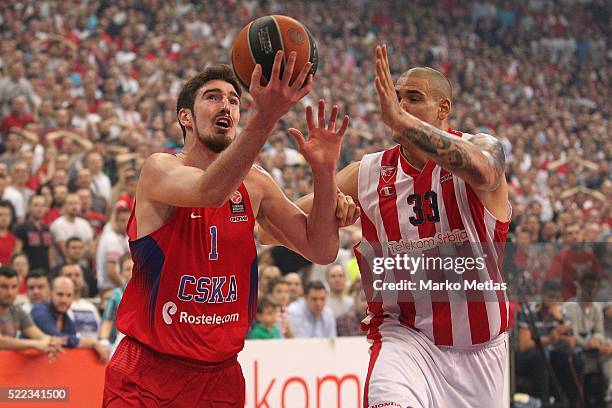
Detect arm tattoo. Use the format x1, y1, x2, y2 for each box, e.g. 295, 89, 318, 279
398, 124, 505, 190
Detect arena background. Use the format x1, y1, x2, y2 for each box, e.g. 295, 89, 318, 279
0, 0, 609, 407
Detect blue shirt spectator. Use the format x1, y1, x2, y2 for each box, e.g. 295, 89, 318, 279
288, 281, 336, 338
31, 301, 79, 348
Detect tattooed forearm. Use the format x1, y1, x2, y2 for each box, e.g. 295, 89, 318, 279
397, 123, 505, 191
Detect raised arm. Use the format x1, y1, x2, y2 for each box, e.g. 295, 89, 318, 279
142, 51, 314, 208
374, 45, 505, 192
255, 101, 349, 264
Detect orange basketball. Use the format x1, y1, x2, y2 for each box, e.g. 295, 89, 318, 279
231, 15, 318, 89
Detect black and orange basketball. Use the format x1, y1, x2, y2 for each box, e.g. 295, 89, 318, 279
231, 15, 318, 89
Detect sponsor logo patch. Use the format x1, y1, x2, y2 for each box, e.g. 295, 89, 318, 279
380, 165, 397, 183
229, 190, 245, 214
379, 186, 396, 197
440, 173, 453, 183
230, 215, 248, 223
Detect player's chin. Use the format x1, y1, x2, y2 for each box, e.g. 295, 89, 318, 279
204, 134, 234, 153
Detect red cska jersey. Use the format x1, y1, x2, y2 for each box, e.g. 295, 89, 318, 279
116, 183, 258, 362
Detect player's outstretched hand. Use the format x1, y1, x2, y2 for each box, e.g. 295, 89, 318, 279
288, 99, 349, 173
374, 44, 417, 133
249, 50, 313, 123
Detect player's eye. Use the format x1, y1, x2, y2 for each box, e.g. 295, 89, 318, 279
230, 98, 239, 105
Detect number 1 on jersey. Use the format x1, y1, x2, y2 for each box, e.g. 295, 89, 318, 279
209, 226, 218, 260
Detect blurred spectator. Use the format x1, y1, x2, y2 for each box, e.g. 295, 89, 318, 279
288, 280, 336, 338
99, 254, 133, 350
10, 252, 29, 295
4, 160, 33, 221
546, 226, 603, 299
17, 269, 50, 314
12, 194, 53, 272
0, 200, 19, 264
95, 201, 130, 290
249, 297, 281, 340
1, 95, 34, 137
0, 265, 60, 357
76, 187, 106, 233
268, 277, 292, 338
0, 62, 39, 116
0, 164, 22, 215
50, 193, 94, 260
285, 271, 304, 303
84, 151, 111, 203
31, 276, 109, 362
565, 272, 612, 396
50, 236, 97, 297
516, 280, 580, 405
59, 263, 100, 340
258, 265, 281, 298
336, 280, 367, 337
325, 264, 353, 317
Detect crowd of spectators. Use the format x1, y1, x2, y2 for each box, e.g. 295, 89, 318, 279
0, 0, 609, 406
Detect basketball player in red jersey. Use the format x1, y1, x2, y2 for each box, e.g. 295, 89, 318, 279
102, 51, 354, 407
263, 45, 512, 407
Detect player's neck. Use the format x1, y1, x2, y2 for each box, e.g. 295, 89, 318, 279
400, 121, 450, 172
400, 145, 428, 173
178, 136, 219, 170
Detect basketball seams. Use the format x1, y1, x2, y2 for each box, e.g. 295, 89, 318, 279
271, 16, 286, 79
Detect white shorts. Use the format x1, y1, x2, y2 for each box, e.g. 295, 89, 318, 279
365, 321, 508, 408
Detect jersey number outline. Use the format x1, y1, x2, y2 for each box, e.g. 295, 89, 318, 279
407, 191, 440, 226
209, 226, 218, 260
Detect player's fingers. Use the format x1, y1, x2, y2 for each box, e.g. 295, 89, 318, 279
291, 61, 312, 90
295, 74, 314, 100
337, 115, 350, 137
249, 64, 263, 92
317, 99, 325, 128
270, 50, 284, 84
288, 128, 306, 151
282, 51, 297, 86
305, 105, 315, 131
328, 105, 339, 132
336, 194, 347, 219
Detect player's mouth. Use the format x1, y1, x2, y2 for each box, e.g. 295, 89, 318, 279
214, 116, 233, 132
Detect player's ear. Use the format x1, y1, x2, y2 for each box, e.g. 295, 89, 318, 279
438, 98, 451, 121
178, 108, 193, 129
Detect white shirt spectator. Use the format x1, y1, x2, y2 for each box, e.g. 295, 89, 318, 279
68, 298, 101, 340
91, 172, 112, 202
327, 295, 354, 318
96, 223, 129, 290
2, 186, 25, 219
50, 215, 94, 245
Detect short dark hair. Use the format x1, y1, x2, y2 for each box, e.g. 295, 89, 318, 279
176, 65, 242, 140
65, 236, 83, 247
26, 268, 49, 284
268, 276, 288, 294
0, 265, 18, 279
304, 280, 326, 296
256, 297, 277, 314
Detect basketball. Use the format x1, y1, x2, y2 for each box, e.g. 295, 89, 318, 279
231, 15, 318, 89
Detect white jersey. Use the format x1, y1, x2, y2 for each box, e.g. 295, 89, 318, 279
356, 132, 512, 347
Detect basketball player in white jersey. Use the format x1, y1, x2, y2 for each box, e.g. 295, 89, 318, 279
261, 44, 512, 408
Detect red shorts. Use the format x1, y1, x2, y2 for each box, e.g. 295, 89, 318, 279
103, 336, 245, 408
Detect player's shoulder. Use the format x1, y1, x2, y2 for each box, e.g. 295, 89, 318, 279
247, 163, 275, 184
141, 153, 181, 177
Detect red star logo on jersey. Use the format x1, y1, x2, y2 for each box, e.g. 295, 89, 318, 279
230, 191, 243, 204
380, 165, 397, 183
